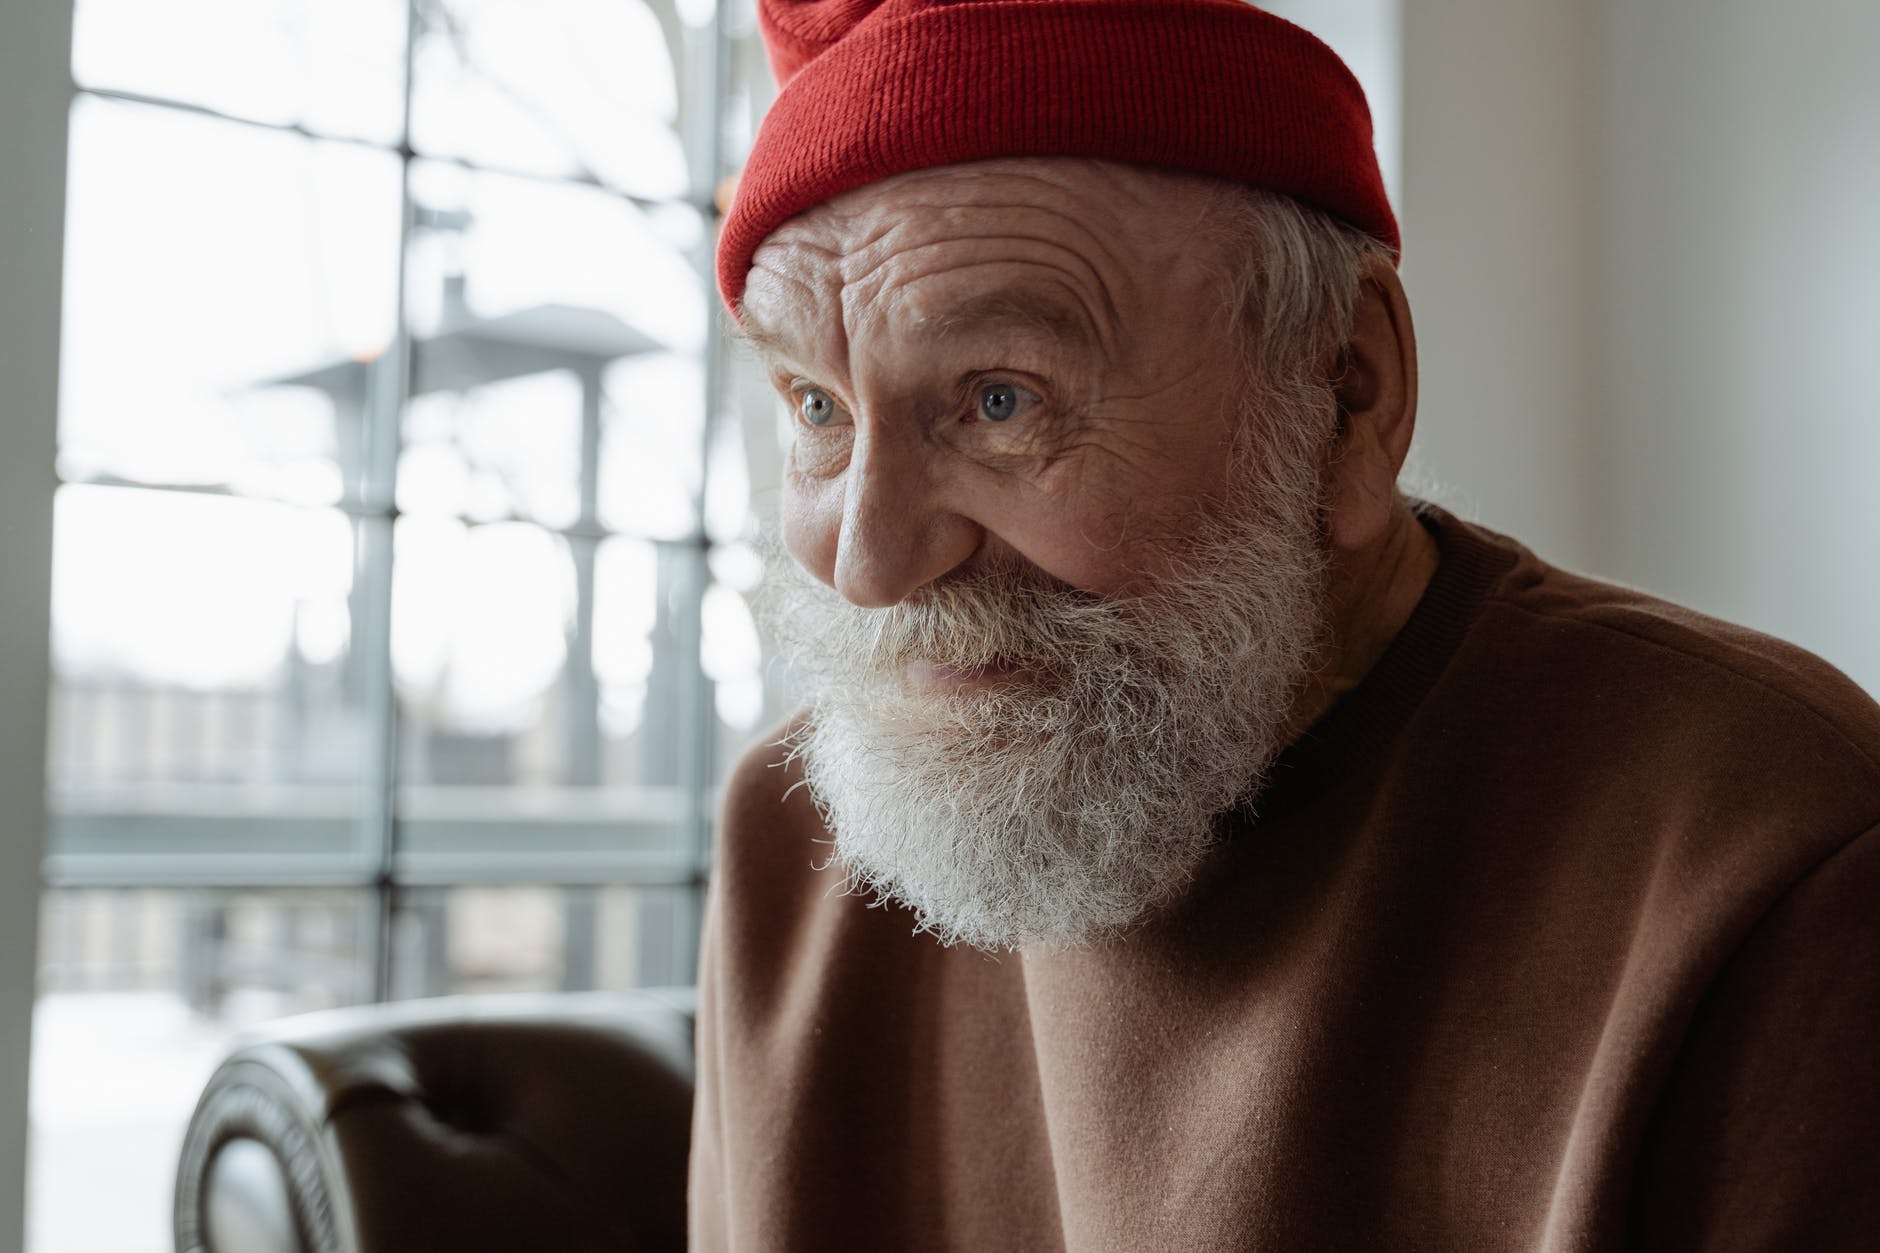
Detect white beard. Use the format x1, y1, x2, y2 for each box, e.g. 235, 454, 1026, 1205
760, 414, 1331, 952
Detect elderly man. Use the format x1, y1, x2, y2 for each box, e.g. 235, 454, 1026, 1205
689, 1, 1880, 1249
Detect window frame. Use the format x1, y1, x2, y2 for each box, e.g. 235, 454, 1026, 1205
41, 0, 745, 997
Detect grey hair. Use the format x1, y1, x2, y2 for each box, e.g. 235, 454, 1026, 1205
1205, 184, 1396, 419
1196, 183, 1399, 527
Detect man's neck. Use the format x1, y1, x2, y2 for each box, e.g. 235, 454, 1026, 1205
1286, 497, 1441, 742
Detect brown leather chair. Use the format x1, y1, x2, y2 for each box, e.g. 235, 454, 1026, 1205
173, 989, 696, 1253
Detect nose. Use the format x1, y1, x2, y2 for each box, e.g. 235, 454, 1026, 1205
832, 420, 979, 607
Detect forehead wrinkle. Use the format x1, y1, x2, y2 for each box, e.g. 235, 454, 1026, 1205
847, 263, 1117, 373
746, 162, 1205, 379
837, 218, 1128, 332
845, 161, 1154, 276
939, 200, 1140, 322
908, 284, 1100, 356
741, 248, 851, 377
839, 243, 1124, 363
960, 227, 1127, 337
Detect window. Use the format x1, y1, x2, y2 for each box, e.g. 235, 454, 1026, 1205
32, 2, 777, 1250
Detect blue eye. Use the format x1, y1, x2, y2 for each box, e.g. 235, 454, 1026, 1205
978, 382, 1023, 422
799, 388, 838, 426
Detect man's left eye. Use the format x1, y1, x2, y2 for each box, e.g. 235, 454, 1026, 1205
977, 382, 1035, 423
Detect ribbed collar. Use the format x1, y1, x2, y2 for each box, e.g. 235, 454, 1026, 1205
1242, 503, 1521, 821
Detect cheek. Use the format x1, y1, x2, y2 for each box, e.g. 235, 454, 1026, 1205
1015, 523, 1168, 598
1002, 461, 1220, 596
976, 484, 1142, 595
778, 462, 842, 586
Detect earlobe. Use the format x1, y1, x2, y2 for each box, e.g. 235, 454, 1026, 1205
1323, 258, 1419, 553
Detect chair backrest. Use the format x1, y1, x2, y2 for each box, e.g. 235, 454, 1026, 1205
175, 989, 697, 1253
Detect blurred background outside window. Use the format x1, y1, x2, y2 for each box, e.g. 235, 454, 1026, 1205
31, 2, 787, 1249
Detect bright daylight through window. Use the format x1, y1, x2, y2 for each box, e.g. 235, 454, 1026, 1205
30, 2, 777, 1250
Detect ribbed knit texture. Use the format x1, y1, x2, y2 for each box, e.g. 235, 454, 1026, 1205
718, 0, 1398, 309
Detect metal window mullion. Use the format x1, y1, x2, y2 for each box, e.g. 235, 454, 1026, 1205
562, 364, 608, 990
358, 0, 424, 1005
567, 365, 606, 790
672, 3, 736, 986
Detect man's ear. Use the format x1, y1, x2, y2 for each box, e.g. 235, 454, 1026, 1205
1322, 254, 1418, 553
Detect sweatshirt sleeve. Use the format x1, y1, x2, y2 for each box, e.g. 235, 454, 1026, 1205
1629, 821, 1880, 1249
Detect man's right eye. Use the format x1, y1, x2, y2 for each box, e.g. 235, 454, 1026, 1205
799, 388, 840, 426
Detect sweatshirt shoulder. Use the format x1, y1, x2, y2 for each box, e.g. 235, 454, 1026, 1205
1478, 535, 1880, 799
720, 717, 805, 825
717, 715, 832, 877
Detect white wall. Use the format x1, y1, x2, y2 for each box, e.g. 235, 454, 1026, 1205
1600, 0, 1880, 695
1399, 0, 1603, 573
1398, 0, 1878, 696
0, 2, 71, 1244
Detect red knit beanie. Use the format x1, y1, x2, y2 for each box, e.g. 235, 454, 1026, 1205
717, 0, 1398, 311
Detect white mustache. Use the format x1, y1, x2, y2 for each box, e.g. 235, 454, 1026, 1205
762, 554, 1147, 682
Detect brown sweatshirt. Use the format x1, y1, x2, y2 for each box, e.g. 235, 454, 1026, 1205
689, 509, 1880, 1251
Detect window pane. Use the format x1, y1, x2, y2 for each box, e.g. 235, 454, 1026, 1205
703, 570, 771, 777
390, 884, 692, 999
71, 0, 407, 144
47, 486, 376, 867
58, 98, 401, 504
399, 370, 584, 528
403, 159, 706, 538
393, 518, 574, 783
703, 355, 791, 779
702, 350, 788, 540
404, 158, 706, 357
596, 537, 703, 789
409, 0, 691, 199
392, 523, 693, 867
31, 887, 370, 1253
601, 350, 707, 541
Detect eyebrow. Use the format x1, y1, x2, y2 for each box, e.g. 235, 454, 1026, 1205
732, 306, 796, 363
736, 288, 1096, 367
912, 290, 1097, 350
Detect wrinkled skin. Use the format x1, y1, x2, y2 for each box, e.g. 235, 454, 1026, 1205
739, 157, 1437, 729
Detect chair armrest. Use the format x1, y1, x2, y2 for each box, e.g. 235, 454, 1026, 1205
175, 988, 696, 1253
